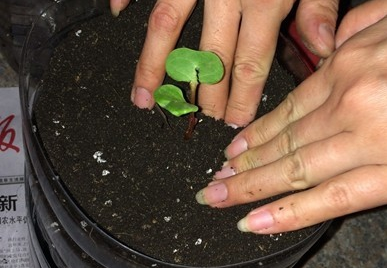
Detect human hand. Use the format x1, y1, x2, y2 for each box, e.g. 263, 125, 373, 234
111, 0, 340, 127
195, 14, 387, 234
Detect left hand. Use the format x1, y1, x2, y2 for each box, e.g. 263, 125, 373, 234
110, 0, 339, 127
195, 10, 387, 234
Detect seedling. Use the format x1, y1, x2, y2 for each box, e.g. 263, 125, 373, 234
154, 47, 224, 139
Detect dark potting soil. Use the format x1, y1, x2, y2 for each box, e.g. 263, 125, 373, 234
34, 1, 319, 267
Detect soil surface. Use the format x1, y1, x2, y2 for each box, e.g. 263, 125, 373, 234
34, 1, 320, 266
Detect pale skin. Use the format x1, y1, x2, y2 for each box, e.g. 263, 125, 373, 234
110, 0, 387, 233
110, 0, 340, 127
195, 1, 387, 234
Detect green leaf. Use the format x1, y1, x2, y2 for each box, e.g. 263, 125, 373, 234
166, 48, 224, 84
154, 84, 198, 117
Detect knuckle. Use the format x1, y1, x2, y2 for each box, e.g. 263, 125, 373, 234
200, 102, 225, 120
149, 2, 182, 34
239, 151, 260, 172
233, 60, 266, 84
250, 122, 271, 144
335, 80, 369, 117
278, 92, 299, 122
226, 101, 257, 127
337, 88, 359, 111
277, 128, 294, 155
136, 61, 161, 84
281, 152, 308, 190
322, 180, 351, 213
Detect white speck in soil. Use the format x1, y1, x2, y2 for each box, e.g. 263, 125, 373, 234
164, 216, 172, 222
176, 198, 180, 203
52, 119, 60, 124
104, 200, 113, 207
206, 168, 213, 174
173, 249, 178, 254
75, 29, 82, 37
269, 234, 282, 241
194, 238, 202, 245
93, 151, 107, 163
262, 94, 268, 102
55, 130, 60, 136
102, 170, 110, 176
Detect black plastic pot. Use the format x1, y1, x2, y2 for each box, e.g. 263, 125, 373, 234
0, 0, 59, 72
20, 1, 330, 267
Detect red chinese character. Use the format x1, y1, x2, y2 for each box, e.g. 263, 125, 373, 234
0, 115, 20, 153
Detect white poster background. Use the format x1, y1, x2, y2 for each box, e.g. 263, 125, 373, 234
0, 87, 30, 268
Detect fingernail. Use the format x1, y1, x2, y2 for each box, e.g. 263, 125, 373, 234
227, 123, 240, 129
214, 163, 235, 179
237, 210, 274, 233
225, 137, 248, 159
111, 8, 120, 17
131, 87, 152, 109
111, 0, 124, 17
318, 23, 334, 52
195, 182, 228, 206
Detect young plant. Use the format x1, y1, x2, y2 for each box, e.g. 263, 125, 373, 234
154, 47, 224, 139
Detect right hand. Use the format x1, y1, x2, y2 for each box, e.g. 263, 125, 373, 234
196, 10, 387, 234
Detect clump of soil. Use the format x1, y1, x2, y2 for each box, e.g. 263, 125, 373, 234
34, 1, 319, 266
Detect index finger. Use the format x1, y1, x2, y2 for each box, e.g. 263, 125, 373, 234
131, 0, 197, 109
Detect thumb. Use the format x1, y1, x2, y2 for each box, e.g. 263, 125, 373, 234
296, 0, 339, 58
336, 0, 387, 49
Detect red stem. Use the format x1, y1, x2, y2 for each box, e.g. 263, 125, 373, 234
184, 80, 199, 139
